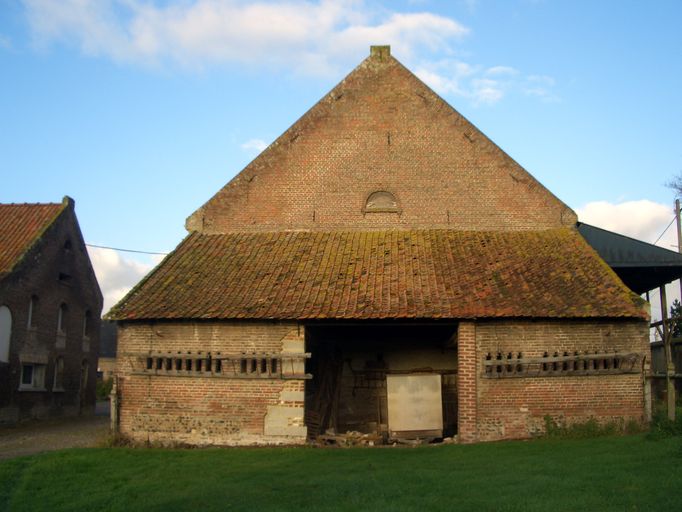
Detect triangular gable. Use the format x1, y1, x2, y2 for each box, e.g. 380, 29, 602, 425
187, 46, 576, 234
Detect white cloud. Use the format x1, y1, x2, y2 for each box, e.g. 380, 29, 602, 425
87, 246, 161, 315
22, 0, 468, 76
576, 199, 682, 328
576, 200, 674, 246
471, 78, 503, 105
522, 74, 559, 102
241, 138, 268, 153
0, 34, 12, 50
485, 65, 518, 76
416, 58, 557, 106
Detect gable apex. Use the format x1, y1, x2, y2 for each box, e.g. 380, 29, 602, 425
186, 46, 576, 234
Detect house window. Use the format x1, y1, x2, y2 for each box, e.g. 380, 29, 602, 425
83, 310, 91, 337
82, 310, 91, 352
20, 363, 46, 390
57, 303, 68, 334
0, 305, 11, 363
27, 296, 38, 329
80, 360, 89, 392
53, 357, 65, 391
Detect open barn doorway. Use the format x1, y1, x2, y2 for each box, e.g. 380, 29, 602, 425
303, 322, 458, 443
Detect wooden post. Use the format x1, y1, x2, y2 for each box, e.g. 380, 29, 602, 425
660, 285, 676, 421
677, 199, 682, 300
110, 375, 120, 435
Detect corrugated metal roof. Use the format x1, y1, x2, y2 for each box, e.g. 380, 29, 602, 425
578, 222, 682, 293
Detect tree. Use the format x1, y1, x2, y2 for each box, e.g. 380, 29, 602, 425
670, 299, 682, 337
666, 173, 682, 198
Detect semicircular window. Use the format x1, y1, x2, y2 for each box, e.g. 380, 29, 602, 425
364, 191, 399, 213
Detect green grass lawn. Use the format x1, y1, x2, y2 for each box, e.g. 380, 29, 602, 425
1, 435, 681, 511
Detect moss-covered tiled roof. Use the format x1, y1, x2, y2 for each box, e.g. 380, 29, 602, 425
0, 201, 66, 280
107, 228, 648, 321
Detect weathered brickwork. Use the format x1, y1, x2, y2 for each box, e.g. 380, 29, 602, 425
0, 199, 102, 424
457, 321, 478, 443
116, 321, 307, 445
186, 52, 577, 234
473, 319, 650, 442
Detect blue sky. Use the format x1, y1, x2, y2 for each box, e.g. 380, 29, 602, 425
1, 0, 681, 312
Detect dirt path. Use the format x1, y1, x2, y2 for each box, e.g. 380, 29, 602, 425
0, 401, 111, 460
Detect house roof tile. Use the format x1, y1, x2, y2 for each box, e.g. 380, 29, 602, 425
107, 228, 647, 321
0, 201, 66, 279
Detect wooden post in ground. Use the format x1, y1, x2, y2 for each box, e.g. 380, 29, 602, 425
677, 199, 682, 300
660, 285, 676, 420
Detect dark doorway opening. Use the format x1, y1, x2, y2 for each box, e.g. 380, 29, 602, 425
304, 323, 458, 442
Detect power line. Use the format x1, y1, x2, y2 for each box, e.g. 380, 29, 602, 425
653, 216, 677, 246
85, 243, 168, 256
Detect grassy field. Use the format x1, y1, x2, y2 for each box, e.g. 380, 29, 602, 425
1, 434, 681, 511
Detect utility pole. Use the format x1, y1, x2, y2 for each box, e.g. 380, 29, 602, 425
661, 283, 676, 421
677, 199, 682, 299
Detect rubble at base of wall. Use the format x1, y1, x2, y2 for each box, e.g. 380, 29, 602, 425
120, 432, 308, 448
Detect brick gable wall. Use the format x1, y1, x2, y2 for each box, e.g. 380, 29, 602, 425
187, 51, 576, 234
0, 202, 103, 423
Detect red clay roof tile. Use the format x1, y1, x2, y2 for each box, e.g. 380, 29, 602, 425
0, 202, 65, 279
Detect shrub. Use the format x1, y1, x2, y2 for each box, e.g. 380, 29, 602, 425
647, 406, 682, 439
96, 378, 113, 400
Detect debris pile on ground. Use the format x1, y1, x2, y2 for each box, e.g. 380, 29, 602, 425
316, 430, 383, 446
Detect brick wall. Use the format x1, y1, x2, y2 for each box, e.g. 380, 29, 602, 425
0, 202, 102, 424
457, 321, 478, 443
116, 320, 307, 445
187, 52, 577, 234
473, 319, 649, 442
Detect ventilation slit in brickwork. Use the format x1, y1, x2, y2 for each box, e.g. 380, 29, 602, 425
175, 358, 182, 371
250, 359, 258, 373
146, 357, 153, 370
271, 358, 278, 374
483, 350, 640, 379
185, 359, 192, 371
240, 359, 248, 374
215, 359, 222, 373
260, 358, 268, 374
155, 358, 163, 370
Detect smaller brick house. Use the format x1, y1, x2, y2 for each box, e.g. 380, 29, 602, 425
0, 197, 102, 424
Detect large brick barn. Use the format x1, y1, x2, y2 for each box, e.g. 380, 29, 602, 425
108, 46, 650, 445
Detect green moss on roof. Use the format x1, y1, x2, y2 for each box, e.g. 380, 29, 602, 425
107, 228, 648, 322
